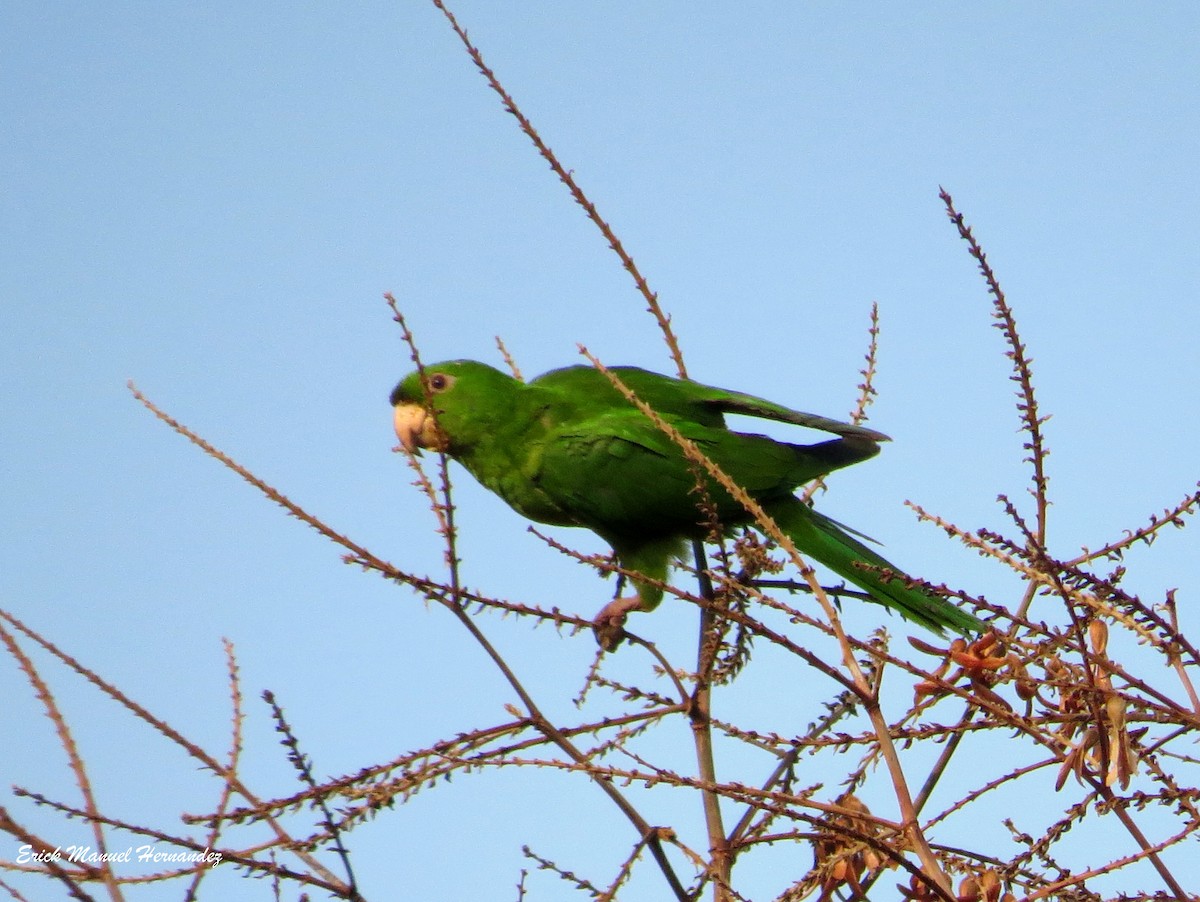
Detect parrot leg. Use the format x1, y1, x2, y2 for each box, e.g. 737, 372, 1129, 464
592, 595, 644, 651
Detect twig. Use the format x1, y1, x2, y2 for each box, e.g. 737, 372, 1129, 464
428, 0, 687, 377
940, 188, 1050, 592
0, 622, 124, 900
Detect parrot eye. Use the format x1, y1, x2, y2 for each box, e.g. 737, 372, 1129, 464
426, 373, 455, 393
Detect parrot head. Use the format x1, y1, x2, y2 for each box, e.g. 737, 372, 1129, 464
390, 360, 519, 455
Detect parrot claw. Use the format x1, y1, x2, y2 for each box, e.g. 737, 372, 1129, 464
592, 596, 644, 651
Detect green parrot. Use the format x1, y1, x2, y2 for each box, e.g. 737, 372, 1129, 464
390, 360, 982, 648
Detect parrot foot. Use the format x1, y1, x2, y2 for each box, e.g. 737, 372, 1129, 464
592, 596, 644, 651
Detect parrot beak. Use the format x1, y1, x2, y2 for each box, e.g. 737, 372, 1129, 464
393, 403, 448, 454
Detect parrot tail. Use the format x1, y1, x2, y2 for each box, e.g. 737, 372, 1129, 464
766, 499, 984, 636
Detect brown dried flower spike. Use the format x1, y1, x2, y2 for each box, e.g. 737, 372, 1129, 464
813, 793, 891, 899
910, 631, 1014, 712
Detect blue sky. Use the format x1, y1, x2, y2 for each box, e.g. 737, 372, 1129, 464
3, 3, 1198, 899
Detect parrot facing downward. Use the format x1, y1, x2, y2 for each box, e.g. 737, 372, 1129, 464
390, 360, 982, 648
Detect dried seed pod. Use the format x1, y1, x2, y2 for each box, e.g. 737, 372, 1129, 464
1104, 693, 1137, 788
978, 870, 1003, 902
898, 873, 939, 901
958, 874, 982, 901
914, 679, 947, 701
1011, 656, 1038, 700
908, 635, 948, 656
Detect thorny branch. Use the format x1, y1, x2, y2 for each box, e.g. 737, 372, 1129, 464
428, 0, 688, 379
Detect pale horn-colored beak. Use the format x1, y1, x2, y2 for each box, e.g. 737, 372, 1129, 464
393, 403, 448, 453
